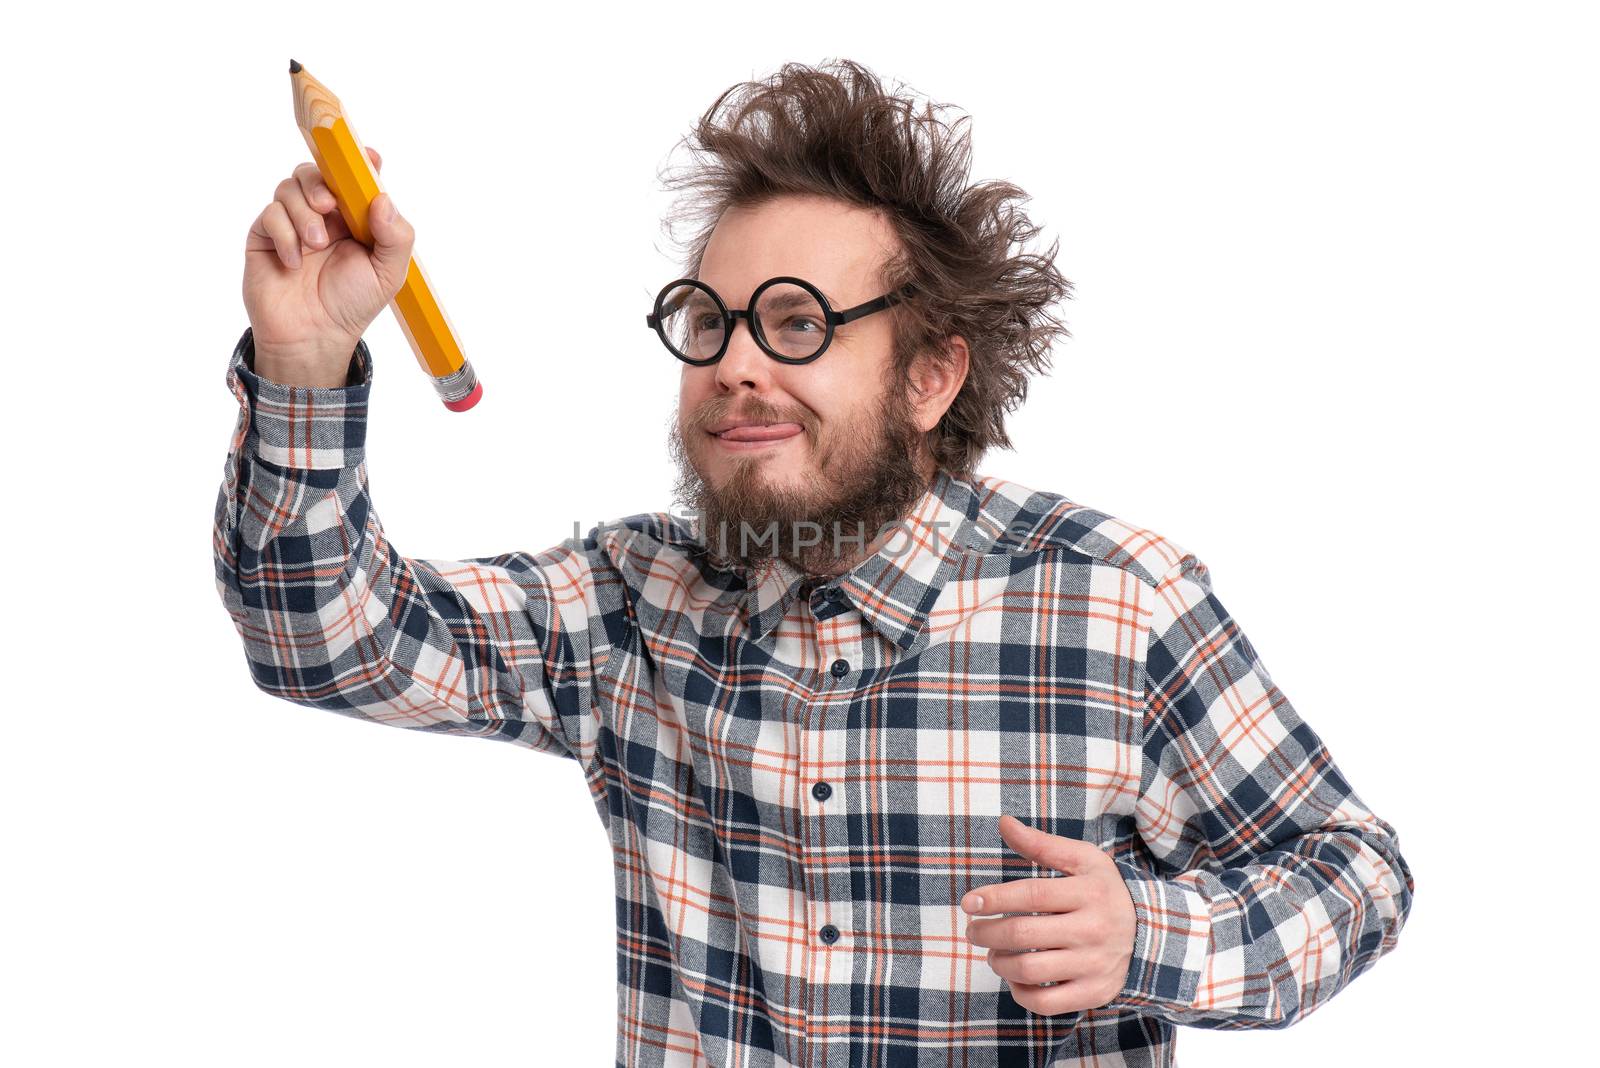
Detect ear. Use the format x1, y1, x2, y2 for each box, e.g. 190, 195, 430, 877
908, 335, 970, 433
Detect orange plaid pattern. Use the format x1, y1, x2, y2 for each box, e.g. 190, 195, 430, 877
213, 327, 1414, 1066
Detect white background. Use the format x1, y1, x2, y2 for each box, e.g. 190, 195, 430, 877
4, 1, 1595, 1064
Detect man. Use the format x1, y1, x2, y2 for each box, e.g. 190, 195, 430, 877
218, 59, 1413, 1067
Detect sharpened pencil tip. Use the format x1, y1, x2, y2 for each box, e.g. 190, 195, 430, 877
289, 58, 302, 74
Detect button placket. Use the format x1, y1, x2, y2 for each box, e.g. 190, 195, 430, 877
807, 637, 855, 1007
803, 582, 860, 993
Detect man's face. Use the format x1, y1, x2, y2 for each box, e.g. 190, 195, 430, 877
665, 194, 933, 576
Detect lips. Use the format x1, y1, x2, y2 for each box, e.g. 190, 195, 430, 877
715, 423, 803, 442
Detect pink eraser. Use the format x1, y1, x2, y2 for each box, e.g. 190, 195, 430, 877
443, 381, 483, 412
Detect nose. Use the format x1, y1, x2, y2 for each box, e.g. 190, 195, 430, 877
713, 315, 773, 393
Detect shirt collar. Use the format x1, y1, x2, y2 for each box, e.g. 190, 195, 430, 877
733, 469, 983, 652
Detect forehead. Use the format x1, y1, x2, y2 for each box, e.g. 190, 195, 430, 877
699, 194, 899, 305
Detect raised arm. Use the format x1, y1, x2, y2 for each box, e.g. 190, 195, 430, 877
212, 326, 605, 767
1108, 552, 1415, 1028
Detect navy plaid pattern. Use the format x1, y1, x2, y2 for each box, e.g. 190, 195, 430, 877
213, 326, 1414, 1066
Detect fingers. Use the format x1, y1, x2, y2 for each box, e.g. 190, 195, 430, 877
289, 161, 352, 245
984, 947, 1081, 987
965, 910, 1078, 953
1007, 976, 1099, 1016
289, 146, 382, 242
365, 192, 415, 292
289, 145, 381, 211
251, 199, 304, 269
246, 147, 385, 269
293, 160, 339, 218
963, 875, 1083, 917
276, 171, 328, 256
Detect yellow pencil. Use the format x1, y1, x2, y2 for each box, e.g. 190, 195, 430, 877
288, 59, 482, 412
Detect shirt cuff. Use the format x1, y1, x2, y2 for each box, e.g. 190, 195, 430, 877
1110, 860, 1212, 1012
226, 326, 373, 470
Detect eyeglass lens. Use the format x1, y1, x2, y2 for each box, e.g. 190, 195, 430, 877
657, 282, 829, 361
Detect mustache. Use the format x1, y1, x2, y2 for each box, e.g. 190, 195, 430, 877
684, 397, 816, 436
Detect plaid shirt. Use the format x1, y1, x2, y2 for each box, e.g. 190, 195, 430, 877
213, 326, 1413, 1067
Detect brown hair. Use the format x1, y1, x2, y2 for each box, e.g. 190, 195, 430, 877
658, 59, 1074, 479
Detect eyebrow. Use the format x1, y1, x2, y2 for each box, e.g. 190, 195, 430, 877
757, 289, 824, 313
670, 289, 719, 315
689, 280, 845, 310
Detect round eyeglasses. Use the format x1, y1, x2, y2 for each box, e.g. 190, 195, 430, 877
644, 276, 914, 366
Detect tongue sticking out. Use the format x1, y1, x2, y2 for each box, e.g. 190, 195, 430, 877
719, 423, 802, 442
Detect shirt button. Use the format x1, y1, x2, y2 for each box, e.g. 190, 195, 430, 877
830, 658, 849, 677
819, 924, 840, 945
811, 781, 832, 802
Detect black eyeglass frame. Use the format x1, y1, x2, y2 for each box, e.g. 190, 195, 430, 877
644, 275, 915, 366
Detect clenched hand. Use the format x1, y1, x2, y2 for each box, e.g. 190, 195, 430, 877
962, 815, 1139, 1016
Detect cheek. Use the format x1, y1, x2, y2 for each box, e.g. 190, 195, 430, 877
679, 373, 711, 423
807, 395, 864, 434
784, 377, 838, 427
791, 362, 876, 429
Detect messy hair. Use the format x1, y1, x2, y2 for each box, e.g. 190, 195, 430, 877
657, 59, 1074, 479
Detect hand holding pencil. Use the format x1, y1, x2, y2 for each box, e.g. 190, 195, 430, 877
243, 146, 410, 388
242, 60, 481, 409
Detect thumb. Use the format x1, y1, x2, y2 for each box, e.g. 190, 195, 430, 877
999, 814, 1085, 875
367, 193, 413, 291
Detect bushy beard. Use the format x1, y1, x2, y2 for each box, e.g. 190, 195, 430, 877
666, 382, 930, 577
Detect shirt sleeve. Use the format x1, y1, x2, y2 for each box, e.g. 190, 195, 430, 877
1105, 551, 1415, 1028
211, 326, 606, 770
